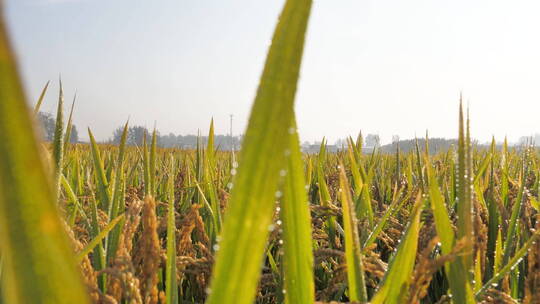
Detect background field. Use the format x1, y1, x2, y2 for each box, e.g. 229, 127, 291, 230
1, 1, 539, 304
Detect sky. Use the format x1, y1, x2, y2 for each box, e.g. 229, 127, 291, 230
5, 0, 540, 144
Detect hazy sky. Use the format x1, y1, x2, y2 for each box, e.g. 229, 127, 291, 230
5, 0, 540, 144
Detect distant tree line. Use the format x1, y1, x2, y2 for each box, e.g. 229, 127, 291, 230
311, 134, 457, 154
38, 111, 79, 143
103, 124, 540, 153
380, 137, 540, 154
109, 125, 242, 150
379, 138, 459, 154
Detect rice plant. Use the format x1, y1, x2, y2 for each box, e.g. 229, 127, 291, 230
1, 0, 539, 303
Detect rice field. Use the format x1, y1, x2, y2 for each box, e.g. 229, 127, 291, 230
0, 0, 539, 303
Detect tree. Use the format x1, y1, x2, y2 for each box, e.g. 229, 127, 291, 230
37, 111, 79, 143
365, 133, 380, 148
110, 124, 243, 149
37, 112, 55, 141
111, 125, 162, 146
69, 125, 79, 143
160, 133, 178, 148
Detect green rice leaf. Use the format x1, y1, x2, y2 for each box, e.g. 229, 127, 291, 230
426, 162, 454, 253
456, 100, 473, 274
88, 128, 111, 211
280, 119, 314, 304
76, 214, 124, 262
346, 139, 373, 227
426, 157, 475, 303
371, 193, 423, 304
356, 131, 363, 154
63, 93, 76, 154
207, 118, 215, 168
52, 78, 64, 197
317, 139, 337, 246
205, 119, 222, 240
142, 132, 150, 196
474, 251, 483, 293
338, 164, 367, 302
363, 187, 407, 249
502, 147, 529, 266
106, 120, 129, 263
493, 228, 503, 274
166, 155, 178, 304
473, 152, 491, 185
0, 18, 89, 303
60, 173, 88, 226
206, 1, 312, 303
150, 128, 157, 196
414, 138, 425, 192
476, 231, 540, 299
88, 187, 106, 290
485, 137, 499, 280
33, 80, 50, 115
531, 197, 540, 211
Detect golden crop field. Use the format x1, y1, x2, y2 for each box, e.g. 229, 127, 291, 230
0, 1, 539, 304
